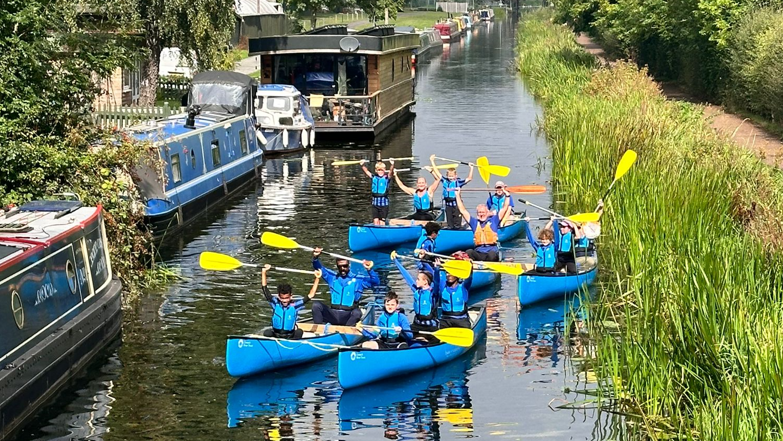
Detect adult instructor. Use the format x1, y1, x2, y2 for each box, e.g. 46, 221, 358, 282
312, 248, 381, 325
455, 185, 511, 262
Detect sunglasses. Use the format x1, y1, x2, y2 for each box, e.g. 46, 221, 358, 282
337, 264, 350, 268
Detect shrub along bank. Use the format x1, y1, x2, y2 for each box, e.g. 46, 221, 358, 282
517, 11, 783, 439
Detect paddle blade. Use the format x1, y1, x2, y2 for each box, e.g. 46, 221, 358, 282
442, 259, 472, 279
615, 150, 637, 180
480, 262, 524, 276
434, 163, 460, 169
506, 185, 546, 195
260, 231, 301, 249
480, 164, 511, 177
199, 252, 242, 271
331, 160, 364, 166
476, 156, 490, 184
431, 327, 475, 347
568, 212, 601, 223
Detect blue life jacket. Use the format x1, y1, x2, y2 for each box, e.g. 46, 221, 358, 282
414, 287, 436, 319
378, 310, 403, 340
442, 179, 459, 201
441, 282, 467, 315
416, 236, 436, 272
271, 301, 298, 332
576, 236, 590, 249
536, 244, 556, 269
330, 277, 359, 310
413, 191, 432, 211
372, 176, 389, 198
488, 194, 506, 212
558, 231, 573, 254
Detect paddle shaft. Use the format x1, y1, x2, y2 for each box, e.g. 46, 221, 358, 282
309, 247, 364, 264
434, 156, 472, 166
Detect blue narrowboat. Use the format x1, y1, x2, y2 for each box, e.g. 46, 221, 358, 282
337, 306, 487, 389
347, 218, 524, 253
225, 305, 375, 377
132, 71, 267, 240
516, 252, 598, 306
255, 84, 316, 156
0, 200, 123, 439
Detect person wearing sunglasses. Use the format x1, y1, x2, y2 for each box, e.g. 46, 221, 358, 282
311, 247, 381, 326
486, 181, 515, 226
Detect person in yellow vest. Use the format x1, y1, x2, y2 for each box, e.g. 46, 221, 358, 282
454, 186, 511, 261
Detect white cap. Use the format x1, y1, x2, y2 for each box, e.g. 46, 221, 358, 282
494, 181, 505, 188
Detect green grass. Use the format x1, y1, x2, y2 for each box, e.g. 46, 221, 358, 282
492, 7, 507, 20
516, 9, 783, 439
388, 11, 451, 30
248, 70, 260, 79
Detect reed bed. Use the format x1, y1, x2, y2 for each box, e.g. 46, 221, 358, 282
517, 10, 783, 439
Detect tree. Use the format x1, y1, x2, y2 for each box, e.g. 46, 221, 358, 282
355, 0, 406, 24
286, 0, 347, 29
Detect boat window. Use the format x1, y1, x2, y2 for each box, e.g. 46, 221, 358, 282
191, 149, 196, 169
267, 97, 290, 111
271, 54, 367, 96
171, 153, 182, 183
12, 290, 24, 329
66, 260, 77, 294
211, 140, 221, 167
190, 83, 246, 114
240, 129, 248, 155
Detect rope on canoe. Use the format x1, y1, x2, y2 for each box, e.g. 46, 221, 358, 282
272, 338, 338, 352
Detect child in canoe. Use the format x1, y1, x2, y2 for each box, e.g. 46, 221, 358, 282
358, 291, 414, 349
415, 222, 441, 274
522, 218, 556, 273
434, 259, 473, 329
261, 264, 321, 339
391, 250, 440, 332
361, 160, 394, 226
428, 154, 474, 229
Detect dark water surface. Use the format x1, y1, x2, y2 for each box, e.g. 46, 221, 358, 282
15, 20, 622, 440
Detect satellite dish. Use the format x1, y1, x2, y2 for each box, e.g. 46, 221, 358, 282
339, 36, 360, 53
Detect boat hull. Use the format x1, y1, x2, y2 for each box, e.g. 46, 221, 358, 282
225, 305, 375, 377
337, 307, 487, 389
516, 254, 598, 306
258, 126, 312, 157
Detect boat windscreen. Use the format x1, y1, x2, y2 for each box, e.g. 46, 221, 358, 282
191, 83, 247, 115
0, 244, 22, 261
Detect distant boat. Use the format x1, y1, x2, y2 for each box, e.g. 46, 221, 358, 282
0, 199, 122, 439
434, 21, 461, 43
255, 84, 316, 156
479, 9, 495, 21
130, 71, 265, 240
413, 28, 444, 65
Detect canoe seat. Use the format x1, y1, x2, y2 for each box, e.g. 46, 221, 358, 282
388, 218, 430, 227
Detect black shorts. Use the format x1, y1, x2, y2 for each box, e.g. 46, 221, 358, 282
372, 205, 389, 220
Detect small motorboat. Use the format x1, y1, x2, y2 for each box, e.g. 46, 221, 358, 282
255, 84, 316, 156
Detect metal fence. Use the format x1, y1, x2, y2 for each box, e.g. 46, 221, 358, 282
92, 102, 186, 129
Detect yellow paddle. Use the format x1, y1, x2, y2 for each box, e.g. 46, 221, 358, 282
441, 259, 473, 279
361, 324, 475, 347
433, 163, 460, 169
199, 251, 314, 274
517, 199, 601, 225
434, 156, 511, 177
598, 149, 637, 210
477, 156, 491, 184
414, 249, 524, 276
331, 157, 416, 166
260, 231, 366, 264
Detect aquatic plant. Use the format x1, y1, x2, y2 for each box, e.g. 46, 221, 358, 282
517, 10, 783, 439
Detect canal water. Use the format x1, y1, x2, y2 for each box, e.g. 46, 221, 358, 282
15, 19, 623, 440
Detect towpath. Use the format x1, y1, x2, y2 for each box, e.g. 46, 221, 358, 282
575, 33, 783, 167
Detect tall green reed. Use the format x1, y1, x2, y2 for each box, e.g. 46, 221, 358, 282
517, 10, 783, 439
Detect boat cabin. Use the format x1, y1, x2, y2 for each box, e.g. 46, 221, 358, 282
255, 84, 307, 127
248, 25, 419, 137
434, 22, 460, 43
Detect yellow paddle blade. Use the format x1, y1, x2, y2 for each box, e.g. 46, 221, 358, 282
260, 231, 301, 249
434, 163, 460, 169
437, 408, 473, 425
568, 212, 601, 223
431, 327, 475, 347
479, 163, 511, 177
615, 149, 637, 180
480, 261, 524, 276
199, 252, 243, 271
442, 259, 472, 279
476, 156, 490, 184
331, 160, 364, 166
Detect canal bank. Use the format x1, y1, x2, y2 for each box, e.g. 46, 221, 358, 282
12, 19, 621, 440
516, 11, 783, 439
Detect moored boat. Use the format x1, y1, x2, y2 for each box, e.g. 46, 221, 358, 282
255, 84, 316, 156
0, 199, 123, 439
516, 252, 598, 306
337, 306, 487, 389
479, 9, 494, 21
434, 21, 461, 43
412, 28, 444, 65
225, 305, 375, 377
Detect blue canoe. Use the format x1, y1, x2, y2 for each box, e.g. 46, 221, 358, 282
337, 306, 487, 389
348, 217, 524, 253
516, 252, 598, 306
226, 305, 376, 377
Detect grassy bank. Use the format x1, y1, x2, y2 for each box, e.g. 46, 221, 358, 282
516, 10, 783, 439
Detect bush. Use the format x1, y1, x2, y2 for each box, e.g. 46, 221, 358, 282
725, 8, 783, 123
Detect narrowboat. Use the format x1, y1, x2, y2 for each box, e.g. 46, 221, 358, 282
131, 71, 264, 240
249, 25, 419, 139
337, 306, 487, 389
346, 217, 524, 253
0, 199, 123, 439
255, 84, 316, 156
434, 21, 461, 43
412, 28, 444, 65
459, 16, 471, 31
479, 9, 495, 21
225, 305, 375, 377
516, 252, 598, 306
